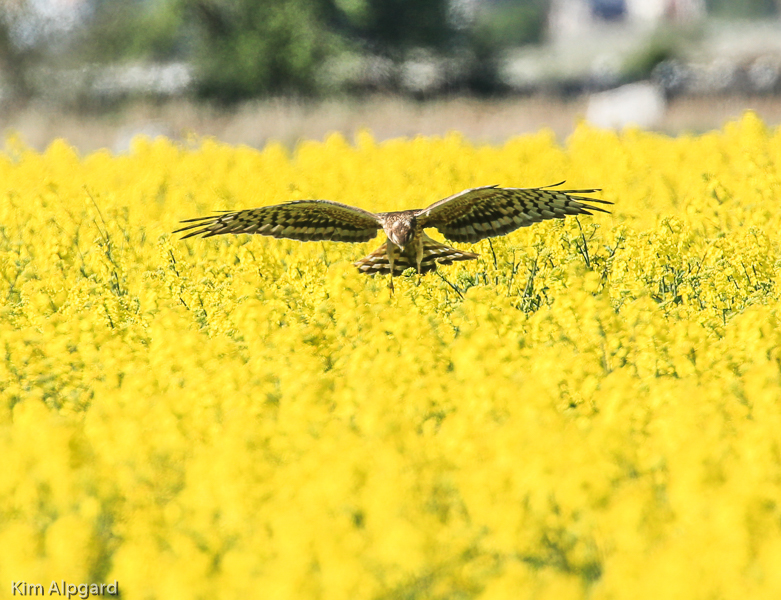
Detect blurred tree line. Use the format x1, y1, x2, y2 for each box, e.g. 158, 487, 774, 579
1, 0, 779, 104
0, 0, 548, 103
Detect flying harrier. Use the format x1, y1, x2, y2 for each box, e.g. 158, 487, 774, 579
175, 183, 610, 290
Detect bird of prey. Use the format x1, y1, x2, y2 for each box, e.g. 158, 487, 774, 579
175, 183, 610, 290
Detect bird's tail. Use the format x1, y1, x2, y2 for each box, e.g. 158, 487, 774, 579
354, 234, 478, 275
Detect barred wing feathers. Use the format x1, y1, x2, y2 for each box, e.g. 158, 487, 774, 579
355, 234, 478, 275
175, 200, 382, 243
417, 183, 611, 243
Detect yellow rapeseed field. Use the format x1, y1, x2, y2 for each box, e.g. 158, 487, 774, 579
2, 113, 781, 599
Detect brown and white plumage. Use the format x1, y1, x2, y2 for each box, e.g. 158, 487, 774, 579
354, 233, 479, 275
417, 183, 607, 242
177, 199, 381, 243
175, 182, 610, 288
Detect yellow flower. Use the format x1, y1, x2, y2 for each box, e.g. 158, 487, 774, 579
1, 113, 780, 598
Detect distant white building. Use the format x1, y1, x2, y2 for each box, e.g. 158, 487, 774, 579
550, 0, 705, 41
625, 0, 705, 23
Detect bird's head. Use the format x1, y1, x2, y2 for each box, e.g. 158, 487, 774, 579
386, 214, 416, 251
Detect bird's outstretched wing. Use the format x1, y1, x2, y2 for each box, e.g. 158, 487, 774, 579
175, 200, 382, 243
416, 183, 611, 243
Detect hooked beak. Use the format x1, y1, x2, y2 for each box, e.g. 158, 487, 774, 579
389, 236, 405, 252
